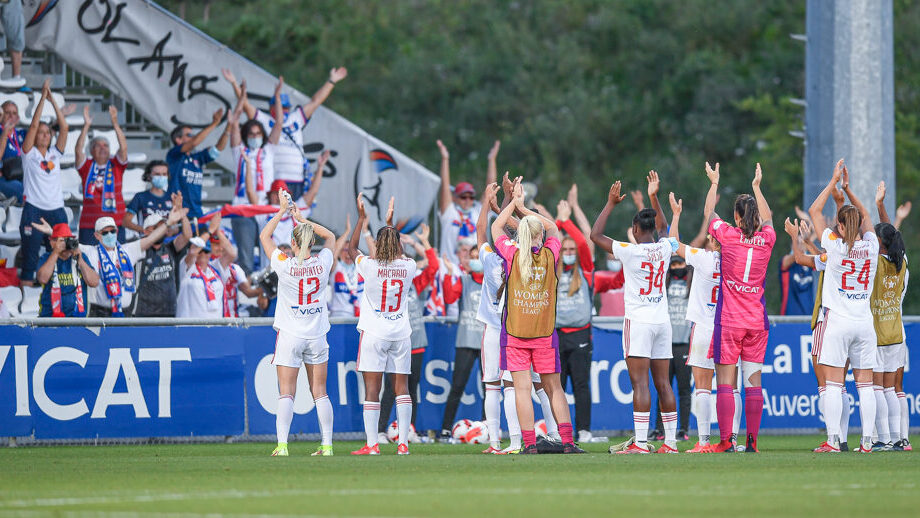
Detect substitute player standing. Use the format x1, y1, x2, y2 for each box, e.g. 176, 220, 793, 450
350, 196, 419, 456
668, 192, 720, 453
591, 172, 680, 454
703, 162, 775, 453
808, 160, 879, 453
260, 192, 337, 457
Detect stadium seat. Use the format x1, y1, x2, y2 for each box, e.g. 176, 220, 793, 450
0, 206, 6, 229
0, 286, 22, 317
0, 243, 18, 268
122, 168, 146, 199
26, 91, 83, 125
62, 206, 74, 228
18, 285, 42, 318
0, 92, 29, 120
0, 206, 22, 241
61, 168, 83, 202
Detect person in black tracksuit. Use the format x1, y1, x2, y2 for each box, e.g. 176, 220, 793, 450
652, 255, 693, 440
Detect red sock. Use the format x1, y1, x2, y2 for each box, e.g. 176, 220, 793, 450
744, 387, 764, 442
716, 384, 735, 441
558, 422, 573, 444
522, 429, 536, 447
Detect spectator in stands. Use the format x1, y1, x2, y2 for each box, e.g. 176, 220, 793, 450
223, 67, 348, 198
205, 225, 262, 318
124, 161, 175, 236
131, 206, 193, 318
167, 108, 230, 219
79, 209, 183, 317
74, 105, 129, 245
34, 222, 99, 317
177, 237, 224, 318
0, 0, 27, 90
329, 225, 363, 319
0, 100, 25, 202
228, 80, 282, 274
19, 79, 70, 286
435, 139, 499, 264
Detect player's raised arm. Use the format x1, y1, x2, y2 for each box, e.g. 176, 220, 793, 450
647, 170, 668, 235
808, 158, 843, 237
839, 163, 874, 235
478, 182, 499, 247
784, 217, 817, 269
703, 162, 720, 223
668, 192, 687, 257
590, 181, 626, 253
751, 163, 773, 228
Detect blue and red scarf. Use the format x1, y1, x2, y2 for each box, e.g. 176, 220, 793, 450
97, 243, 134, 316
84, 161, 117, 213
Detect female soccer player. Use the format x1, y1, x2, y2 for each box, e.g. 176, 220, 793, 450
350, 196, 421, 456
668, 192, 721, 453
591, 173, 678, 454
259, 193, 337, 457
808, 160, 879, 453
703, 162, 776, 453
491, 183, 583, 454
871, 182, 909, 451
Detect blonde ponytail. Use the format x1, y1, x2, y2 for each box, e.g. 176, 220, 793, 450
516, 215, 543, 285
292, 222, 315, 264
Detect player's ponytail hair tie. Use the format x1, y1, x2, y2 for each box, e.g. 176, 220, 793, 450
734, 194, 760, 240
292, 221, 315, 264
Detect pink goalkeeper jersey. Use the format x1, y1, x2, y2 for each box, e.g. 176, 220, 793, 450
708, 218, 776, 330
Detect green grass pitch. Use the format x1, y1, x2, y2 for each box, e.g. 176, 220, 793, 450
1, 436, 917, 517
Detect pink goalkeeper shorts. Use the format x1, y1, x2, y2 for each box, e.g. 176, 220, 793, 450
710, 324, 768, 365
502, 345, 560, 374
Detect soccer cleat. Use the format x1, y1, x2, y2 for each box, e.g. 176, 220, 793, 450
813, 441, 840, 453
745, 433, 759, 453
608, 436, 635, 453
676, 430, 690, 442
616, 443, 651, 454
311, 445, 334, 456
891, 440, 905, 451
871, 441, 893, 452
536, 435, 564, 454
350, 443, 381, 455
563, 442, 586, 454
655, 444, 679, 454
271, 443, 289, 457
899, 439, 912, 451
482, 446, 502, 454
516, 444, 539, 454
408, 430, 423, 444
710, 440, 736, 453
839, 441, 849, 452
438, 429, 452, 443
397, 443, 410, 455
649, 429, 665, 441
686, 442, 711, 453
855, 443, 873, 453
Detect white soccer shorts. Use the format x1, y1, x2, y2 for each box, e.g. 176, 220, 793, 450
480, 324, 502, 383
623, 319, 673, 360
271, 330, 329, 367
815, 310, 877, 370
687, 322, 715, 369
357, 331, 412, 374
874, 342, 907, 373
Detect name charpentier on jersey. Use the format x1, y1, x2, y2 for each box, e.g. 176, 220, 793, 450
289, 263, 325, 277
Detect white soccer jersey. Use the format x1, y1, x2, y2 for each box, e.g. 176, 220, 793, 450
684, 247, 721, 326
475, 243, 504, 328
356, 254, 418, 340
820, 228, 879, 322
271, 247, 334, 339
609, 238, 672, 324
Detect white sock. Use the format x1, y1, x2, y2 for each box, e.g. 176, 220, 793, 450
839, 387, 850, 441
856, 382, 876, 448
503, 386, 522, 449
818, 385, 826, 422
634, 411, 650, 446
536, 388, 559, 438
662, 411, 677, 448
363, 401, 381, 447
314, 394, 334, 446
484, 385, 502, 448
824, 382, 843, 443
897, 392, 909, 441
693, 389, 711, 444
732, 389, 742, 436
885, 387, 901, 442
874, 385, 889, 443
276, 395, 294, 445
395, 394, 412, 446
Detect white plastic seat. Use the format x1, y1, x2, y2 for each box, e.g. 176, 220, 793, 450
0, 286, 22, 317
18, 285, 42, 318
0, 206, 22, 240
60, 168, 83, 199
121, 168, 146, 199
0, 243, 18, 266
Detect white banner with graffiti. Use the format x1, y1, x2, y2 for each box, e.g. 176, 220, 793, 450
23, 0, 438, 234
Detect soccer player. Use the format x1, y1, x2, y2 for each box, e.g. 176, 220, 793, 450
702, 162, 775, 453
871, 182, 909, 451
668, 192, 720, 453
259, 193, 337, 457
808, 160, 879, 453
350, 196, 420, 456
591, 173, 679, 454
491, 182, 583, 454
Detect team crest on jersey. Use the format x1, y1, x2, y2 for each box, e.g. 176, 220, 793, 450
278, 253, 288, 261
884, 276, 897, 289
529, 266, 546, 289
